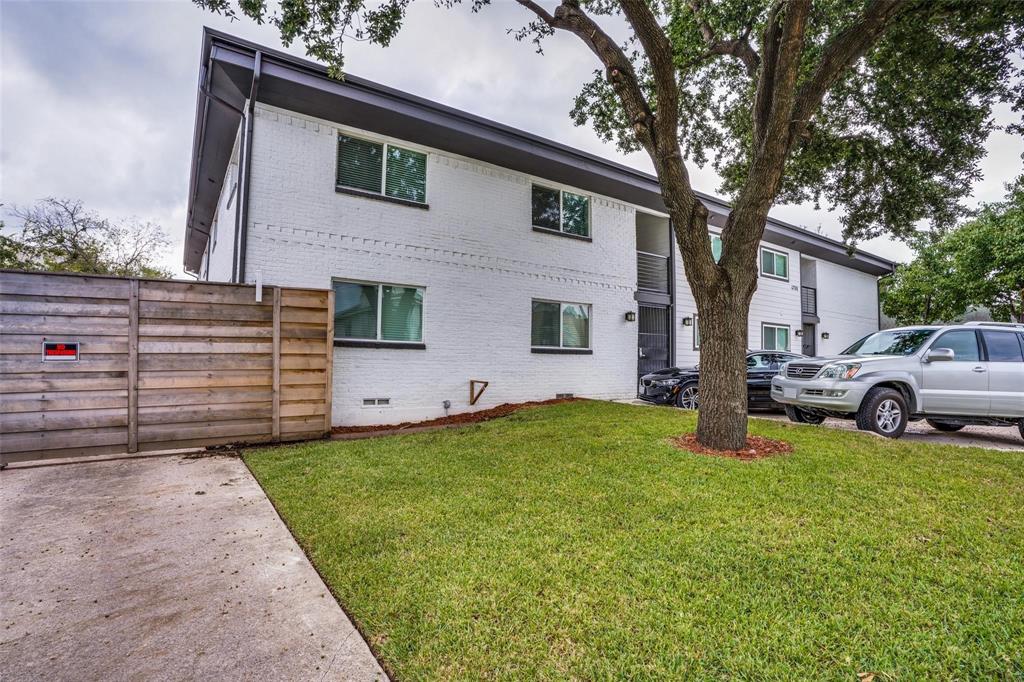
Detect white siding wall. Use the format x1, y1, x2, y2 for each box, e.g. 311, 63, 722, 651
812, 258, 880, 354
242, 104, 639, 426
674, 237, 802, 366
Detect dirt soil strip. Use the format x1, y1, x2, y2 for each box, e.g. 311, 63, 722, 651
331, 398, 579, 439
0, 454, 386, 681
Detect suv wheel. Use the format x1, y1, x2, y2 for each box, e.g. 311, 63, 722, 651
855, 387, 908, 438
675, 382, 699, 410
785, 405, 825, 425
925, 419, 965, 433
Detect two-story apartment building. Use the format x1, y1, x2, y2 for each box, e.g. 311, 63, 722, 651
185, 29, 894, 426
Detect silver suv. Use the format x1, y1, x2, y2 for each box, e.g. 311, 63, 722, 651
771, 322, 1024, 439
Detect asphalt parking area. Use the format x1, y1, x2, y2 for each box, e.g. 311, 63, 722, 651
0, 454, 386, 681
756, 413, 1024, 451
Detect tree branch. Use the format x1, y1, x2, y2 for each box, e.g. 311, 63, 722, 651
687, 0, 760, 77
790, 0, 911, 142
618, 0, 679, 149
515, 0, 717, 284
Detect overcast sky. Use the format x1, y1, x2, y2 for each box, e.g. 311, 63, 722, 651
2, 0, 1021, 277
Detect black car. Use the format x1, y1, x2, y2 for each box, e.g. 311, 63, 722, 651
638, 350, 806, 409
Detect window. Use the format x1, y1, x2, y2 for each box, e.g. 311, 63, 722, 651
693, 314, 700, 350
932, 330, 979, 361
531, 300, 591, 349
981, 331, 1024, 362
333, 280, 424, 343
762, 323, 790, 351
710, 234, 722, 263
760, 247, 789, 280
531, 185, 590, 237
337, 134, 427, 204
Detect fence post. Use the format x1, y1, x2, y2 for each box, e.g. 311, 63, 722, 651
127, 279, 139, 453
324, 289, 334, 436
272, 286, 281, 442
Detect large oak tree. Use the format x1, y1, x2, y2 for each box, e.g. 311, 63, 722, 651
197, 0, 1024, 449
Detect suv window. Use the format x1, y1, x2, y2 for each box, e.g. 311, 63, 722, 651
932, 330, 980, 361
981, 330, 1024, 362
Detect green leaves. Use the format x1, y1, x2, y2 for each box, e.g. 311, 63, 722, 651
882, 178, 1024, 324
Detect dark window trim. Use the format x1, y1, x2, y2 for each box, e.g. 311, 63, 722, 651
334, 339, 426, 350
336, 185, 429, 209
761, 322, 792, 352
531, 347, 593, 355
759, 246, 790, 281
531, 183, 592, 238
532, 225, 592, 242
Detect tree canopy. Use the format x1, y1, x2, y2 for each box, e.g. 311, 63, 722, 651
0, 198, 172, 278
883, 178, 1024, 324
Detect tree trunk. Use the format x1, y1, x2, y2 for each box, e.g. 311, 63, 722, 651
694, 292, 752, 450
669, 204, 760, 452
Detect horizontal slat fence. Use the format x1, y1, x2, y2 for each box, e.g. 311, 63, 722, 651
1, 271, 333, 465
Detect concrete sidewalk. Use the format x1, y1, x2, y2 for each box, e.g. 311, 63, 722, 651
0, 454, 386, 681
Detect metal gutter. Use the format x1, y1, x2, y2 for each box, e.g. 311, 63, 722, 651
232, 50, 261, 284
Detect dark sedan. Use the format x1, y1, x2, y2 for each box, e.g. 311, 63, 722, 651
638, 350, 806, 409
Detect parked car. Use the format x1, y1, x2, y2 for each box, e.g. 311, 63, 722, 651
772, 322, 1024, 439
639, 350, 806, 409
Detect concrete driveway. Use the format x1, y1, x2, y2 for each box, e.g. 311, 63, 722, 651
0, 454, 386, 681
755, 413, 1024, 451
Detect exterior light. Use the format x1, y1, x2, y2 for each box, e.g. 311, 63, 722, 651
682, 316, 693, 327
821, 332, 830, 340
625, 311, 636, 322
794, 329, 804, 337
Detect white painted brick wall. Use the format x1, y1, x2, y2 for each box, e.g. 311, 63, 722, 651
243, 104, 638, 426
205, 102, 881, 425
203, 130, 241, 282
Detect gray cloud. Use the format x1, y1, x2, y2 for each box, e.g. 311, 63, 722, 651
2, 0, 1020, 275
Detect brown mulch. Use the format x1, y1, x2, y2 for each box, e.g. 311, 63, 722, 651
331, 398, 580, 435
670, 433, 794, 461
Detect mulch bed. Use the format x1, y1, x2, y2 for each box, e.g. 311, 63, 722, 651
670, 433, 794, 461
331, 398, 579, 436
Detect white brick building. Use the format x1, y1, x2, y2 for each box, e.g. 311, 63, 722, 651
184, 30, 894, 426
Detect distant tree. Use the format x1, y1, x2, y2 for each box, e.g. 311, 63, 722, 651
883, 180, 1024, 324
196, 0, 1024, 449
1, 198, 172, 278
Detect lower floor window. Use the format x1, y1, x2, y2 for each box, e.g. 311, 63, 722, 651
333, 279, 423, 342
762, 323, 790, 351
532, 300, 591, 349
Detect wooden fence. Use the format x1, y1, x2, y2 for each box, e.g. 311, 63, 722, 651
0, 271, 334, 465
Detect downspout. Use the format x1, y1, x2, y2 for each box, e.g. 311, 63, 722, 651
233, 50, 262, 284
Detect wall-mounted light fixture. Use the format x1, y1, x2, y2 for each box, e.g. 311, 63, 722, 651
820, 332, 830, 340
682, 316, 693, 327
794, 329, 804, 337
624, 311, 636, 322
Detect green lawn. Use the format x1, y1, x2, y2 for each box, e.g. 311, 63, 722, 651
244, 400, 1024, 680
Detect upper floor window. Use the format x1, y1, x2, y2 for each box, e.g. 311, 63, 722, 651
333, 279, 424, 343
760, 247, 789, 280
337, 134, 427, 204
532, 185, 590, 237
531, 300, 591, 349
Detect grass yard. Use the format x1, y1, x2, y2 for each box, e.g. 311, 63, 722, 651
244, 400, 1024, 680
